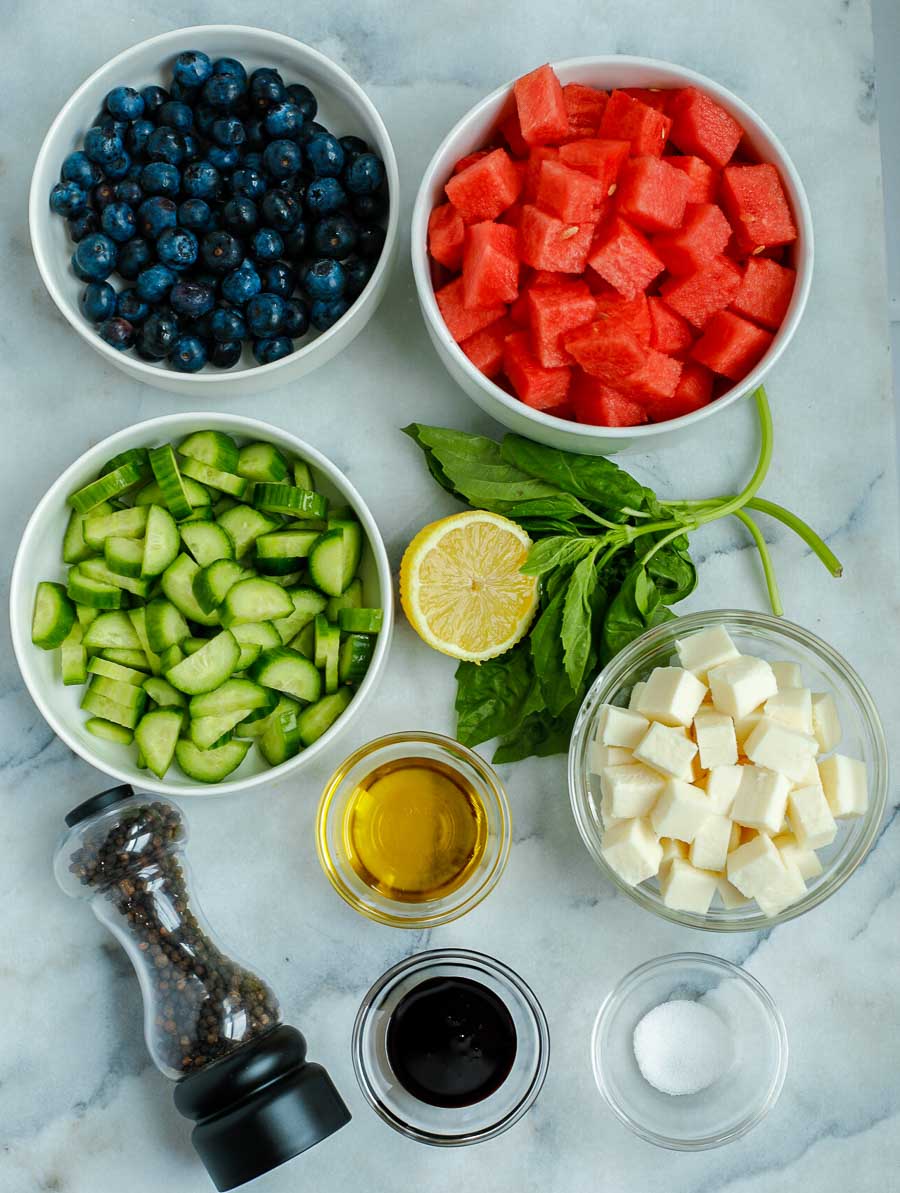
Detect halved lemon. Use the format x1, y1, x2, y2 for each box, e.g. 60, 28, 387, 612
400, 511, 539, 662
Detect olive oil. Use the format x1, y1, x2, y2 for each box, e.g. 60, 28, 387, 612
343, 757, 487, 902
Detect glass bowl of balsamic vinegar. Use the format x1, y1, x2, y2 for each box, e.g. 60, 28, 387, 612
352, 949, 550, 1145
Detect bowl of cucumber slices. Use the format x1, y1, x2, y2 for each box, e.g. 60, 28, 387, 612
10, 412, 392, 795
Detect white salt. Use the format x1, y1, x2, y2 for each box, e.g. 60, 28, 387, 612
633, 998, 733, 1096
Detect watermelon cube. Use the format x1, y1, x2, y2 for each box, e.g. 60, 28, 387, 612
562, 321, 646, 384
648, 296, 694, 354
510, 291, 530, 327
571, 372, 647, 426
524, 147, 559, 202
514, 64, 568, 146
527, 280, 597, 367
659, 254, 743, 328
586, 216, 665, 299
519, 205, 595, 272
662, 154, 718, 204
652, 203, 733, 274
453, 150, 490, 175
499, 107, 530, 158
691, 310, 773, 380
562, 83, 609, 139
463, 222, 519, 308
668, 88, 743, 168
592, 291, 652, 342
644, 361, 714, 421
620, 348, 683, 401
623, 87, 671, 113
428, 203, 465, 270
460, 316, 516, 378
730, 257, 796, 330
503, 330, 572, 411
616, 156, 691, 232
436, 276, 506, 343
445, 148, 523, 223
599, 90, 672, 158
558, 138, 630, 193
499, 201, 525, 228
720, 164, 797, 253
529, 269, 571, 287
536, 159, 606, 222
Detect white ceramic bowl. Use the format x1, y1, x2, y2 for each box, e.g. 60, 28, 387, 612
412, 56, 813, 454
9, 413, 393, 796
29, 25, 399, 397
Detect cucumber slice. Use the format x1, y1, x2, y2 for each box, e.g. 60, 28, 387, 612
193, 559, 252, 614
179, 507, 215, 524
149, 444, 193, 520
307, 529, 348, 596
135, 476, 211, 508
313, 616, 341, 694
266, 569, 304, 588
175, 737, 250, 783
287, 517, 328, 533
179, 455, 250, 498
143, 677, 188, 708
104, 536, 145, 578
161, 555, 221, 627
80, 558, 152, 599
136, 750, 148, 769
179, 430, 240, 474
190, 708, 253, 750
338, 633, 375, 685
102, 648, 151, 670
77, 604, 100, 628
238, 441, 289, 483
83, 611, 141, 651
289, 620, 315, 658
255, 555, 305, 577
88, 656, 146, 685
142, 505, 181, 577
338, 607, 384, 633
67, 564, 123, 609
68, 461, 146, 513
64, 502, 114, 564
231, 621, 281, 650
159, 643, 185, 673
214, 495, 239, 518
325, 577, 363, 621
314, 614, 337, 668
272, 587, 328, 644
102, 448, 149, 474
235, 694, 299, 738
292, 460, 315, 490
328, 518, 363, 589
60, 624, 87, 685
236, 641, 262, 670
145, 598, 190, 654
181, 636, 207, 655
135, 709, 183, 778
216, 505, 279, 558
297, 688, 353, 746
165, 630, 240, 695
84, 505, 149, 550
222, 578, 294, 627
128, 608, 162, 675
32, 581, 76, 649
256, 530, 320, 560
253, 483, 327, 519
250, 648, 322, 704
81, 688, 145, 729
258, 705, 304, 766
85, 717, 134, 745
90, 675, 148, 710
180, 521, 235, 566
189, 678, 275, 719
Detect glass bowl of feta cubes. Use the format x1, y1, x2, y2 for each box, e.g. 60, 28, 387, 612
568, 610, 888, 930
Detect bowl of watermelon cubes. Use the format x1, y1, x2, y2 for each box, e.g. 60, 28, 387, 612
412, 57, 812, 453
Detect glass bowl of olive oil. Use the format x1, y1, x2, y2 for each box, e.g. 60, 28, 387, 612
316, 732, 511, 927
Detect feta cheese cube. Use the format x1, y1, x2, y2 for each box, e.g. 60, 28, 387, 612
811, 691, 842, 753
659, 836, 689, 866
590, 741, 633, 773
734, 709, 764, 751
708, 655, 778, 720
628, 680, 646, 711
599, 789, 622, 829
703, 765, 744, 815
636, 666, 707, 727
595, 704, 650, 749
716, 875, 751, 908
819, 754, 868, 817
773, 832, 823, 880
726, 833, 787, 897
763, 688, 814, 736
650, 778, 712, 842
689, 813, 733, 871
729, 821, 743, 851
754, 858, 807, 916
731, 766, 792, 835
771, 660, 803, 690
675, 625, 741, 680
601, 818, 662, 886
660, 858, 719, 913
693, 709, 738, 769
600, 763, 666, 819
791, 756, 822, 789
634, 721, 697, 780
787, 785, 837, 849
744, 717, 819, 783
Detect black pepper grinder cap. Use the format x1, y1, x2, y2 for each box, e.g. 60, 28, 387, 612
65, 784, 135, 827
173, 1024, 351, 1191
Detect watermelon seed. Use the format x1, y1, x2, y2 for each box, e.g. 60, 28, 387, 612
561, 226, 580, 239
608, 184, 617, 197
752, 246, 765, 255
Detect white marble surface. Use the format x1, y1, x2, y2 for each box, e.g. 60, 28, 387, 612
1, 2, 898, 1191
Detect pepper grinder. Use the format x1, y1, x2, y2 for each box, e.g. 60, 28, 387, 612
54, 785, 351, 1190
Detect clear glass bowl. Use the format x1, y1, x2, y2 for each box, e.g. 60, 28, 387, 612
569, 610, 888, 930
592, 953, 787, 1150
352, 948, 549, 1146
316, 732, 511, 927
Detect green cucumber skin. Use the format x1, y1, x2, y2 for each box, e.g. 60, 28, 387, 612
175, 738, 250, 783
179, 431, 240, 474
32, 582, 76, 650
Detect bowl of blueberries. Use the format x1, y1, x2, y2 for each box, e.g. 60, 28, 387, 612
30, 25, 398, 395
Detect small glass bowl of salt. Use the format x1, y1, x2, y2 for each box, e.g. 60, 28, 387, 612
591, 953, 787, 1149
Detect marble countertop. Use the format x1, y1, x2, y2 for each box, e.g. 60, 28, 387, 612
1, 2, 897, 1191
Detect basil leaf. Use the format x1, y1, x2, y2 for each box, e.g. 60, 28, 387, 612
522, 536, 598, 577
601, 563, 674, 662
529, 592, 576, 715
500, 434, 645, 513
453, 643, 539, 747
493, 705, 579, 764
647, 543, 697, 604
561, 549, 600, 690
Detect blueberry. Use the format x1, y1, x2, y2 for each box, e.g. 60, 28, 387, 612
68, 210, 99, 242
251, 227, 284, 261
157, 226, 199, 270
96, 113, 129, 137
79, 281, 116, 322
173, 50, 213, 89
212, 115, 245, 147
158, 101, 193, 134
191, 311, 217, 341
344, 254, 374, 297
136, 263, 176, 303
252, 336, 293, 364
302, 258, 346, 300
116, 237, 152, 280
210, 306, 247, 341
170, 280, 215, 320
203, 74, 244, 111
286, 83, 317, 122
72, 233, 118, 281
104, 153, 132, 181
222, 196, 258, 236
178, 198, 213, 231
295, 120, 327, 145
282, 223, 308, 259
310, 297, 349, 330
126, 161, 145, 183
201, 230, 243, 272
351, 189, 389, 221
305, 177, 346, 217
242, 151, 264, 173
98, 316, 135, 350
136, 309, 179, 358
221, 259, 262, 305
50, 182, 87, 218
169, 79, 201, 103
114, 179, 143, 207
230, 166, 267, 200
305, 132, 344, 178
263, 139, 302, 180
260, 189, 300, 232
281, 296, 310, 338
339, 135, 368, 161
181, 161, 221, 199
194, 104, 218, 137
140, 84, 170, 117
100, 201, 137, 243
357, 222, 387, 260
246, 292, 285, 336
84, 125, 123, 165
140, 162, 180, 197
249, 68, 285, 110
209, 338, 243, 368
265, 101, 304, 139
243, 116, 266, 149
207, 145, 241, 173
92, 181, 117, 211
116, 288, 150, 324
344, 152, 385, 195
181, 133, 205, 162
61, 151, 100, 190
258, 260, 296, 298
105, 86, 144, 121
137, 195, 177, 239
170, 334, 208, 372
122, 120, 152, 160
147, 126, 185, 165
213, 57, 247, 87
311, 214, 357, 259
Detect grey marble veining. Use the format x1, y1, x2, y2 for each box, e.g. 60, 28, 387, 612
1, 1, 898, 1191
